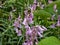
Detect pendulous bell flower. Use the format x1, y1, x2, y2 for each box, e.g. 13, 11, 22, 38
22, 42, 27, 45
51, 14, 55, 21
14, 27, 19, 33
13, 15, 22, 28
50, 23, 56, 28
56, 15, 60, 26
17, 30, 22, 36
53, 4, 58, 12
17, 15, 22, 21
27, 12, 34, 24
13, 20, 20, 27
13, 15, 22, 36
25, 25, 32, 39
42, 26, 47, 30
33, 0, 37, 3
24, 9, 28, 16
14, 27, 22, 36
40, 4, 45, 9
23, 11, 34, 25
31, 0, 37, 11
22, 18, 28, 25
48, 0, 53, 4
36, 25, 47, 37
36, 25, 45, 32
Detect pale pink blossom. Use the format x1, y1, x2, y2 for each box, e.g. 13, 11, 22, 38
14, 27, 19, 33
25, 25, 32, 39
32, 4, 37, 11
13, 15, 22, 28
33, 0, 37, 3
22, 18, 28, 25
37, 2, 40, 7
22, 42, 27, 45
27, 12, 34, 24
17, 15, 22, 21
35, 25, 47, 37
56, 20, 60, 26
24, 9, 28, 16
36, 25, 44, 31
23, 12, 34, 25
13, 20, 20, 27
31, 0, 37, 11
54, 4, 57, 10
27, 18, 33, 24
56, 15, 60, 26
17, 30, 22, 36
51, 14, 55, 20
40, 4, 45, 9
53, 4, 58, 12
42, 26, 47, 30
37, 32, 43, 37
48, 0, 53, 4
50, 23, 56, 28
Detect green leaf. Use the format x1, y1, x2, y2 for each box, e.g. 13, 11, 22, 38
34, 10, 51, 20
38, 36, 60, 45
33, 10, 51, 26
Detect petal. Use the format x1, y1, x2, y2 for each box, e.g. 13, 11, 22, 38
17, 30, 22, 36
14, 27, 19, 33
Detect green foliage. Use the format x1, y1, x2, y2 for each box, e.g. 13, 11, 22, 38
38, 36, 60, 45
0, 19, 24, 45
44, 0, 60, 14
34, 10, 51, 20
33, 10, 52, 26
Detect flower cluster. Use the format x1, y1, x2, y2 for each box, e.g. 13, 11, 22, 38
23, 9, 34, 25
13, 15, 22, 36
50, 4, 60, 28
13, 0, 47, 45
50, 15, 60, 28
22, 25, 47, 45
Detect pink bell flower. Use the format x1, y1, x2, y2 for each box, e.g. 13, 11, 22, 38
48, 0, 53, 4
53, 4, 58, 12
13, 20, 20, 27
50, 23, 56, 28
14, 27, 19, 33
22, 18, 28, 25
56, 15, 60, 26
17, 30, 22, 36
